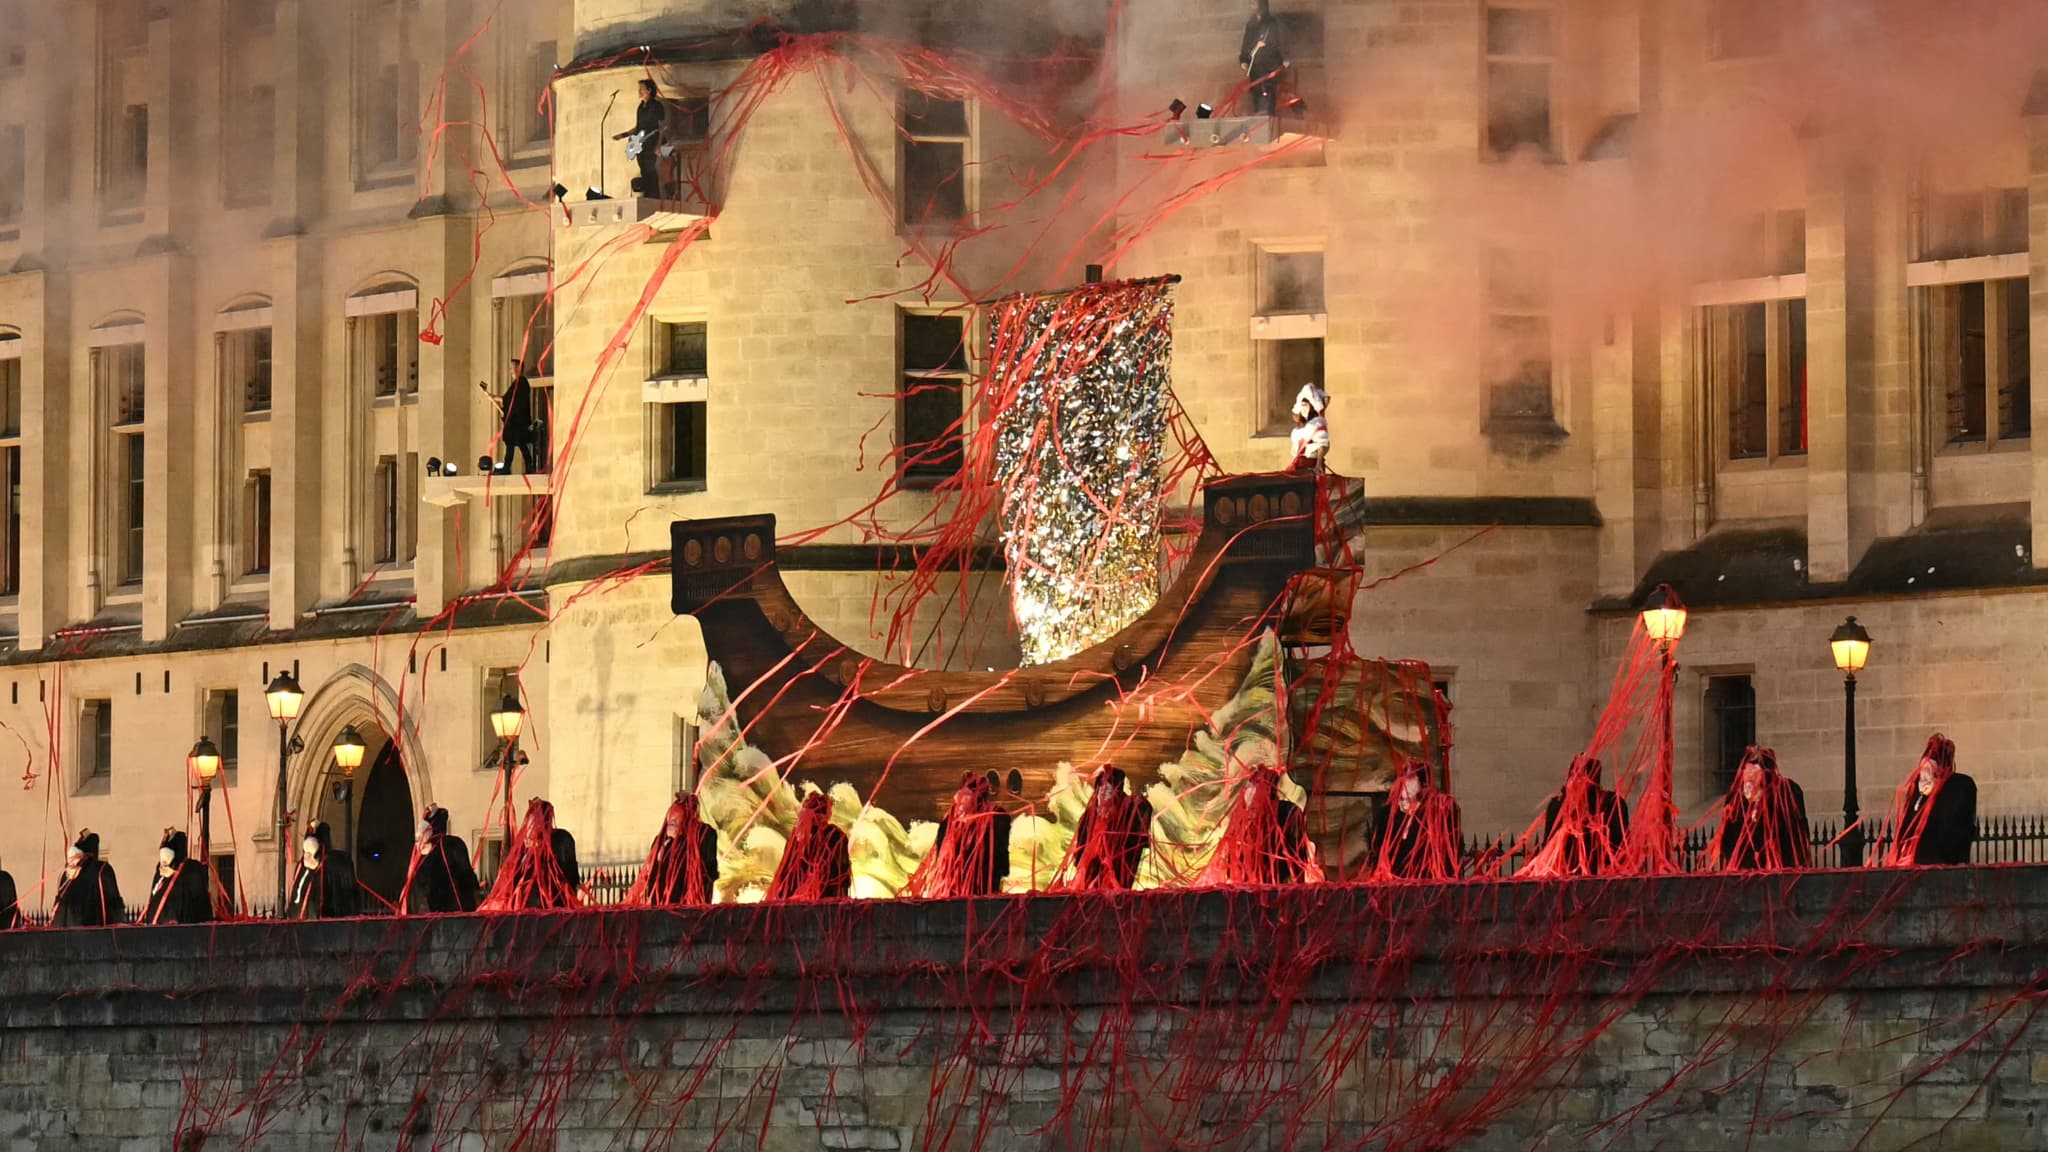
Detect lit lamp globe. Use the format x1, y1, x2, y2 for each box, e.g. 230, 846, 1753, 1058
490, 696, 526, 742
188, 736, 222, 784
265, 670, 305, 723
1640, 584, 1688, 647
332, 725, 367, 776
1830, 616, 1872, 676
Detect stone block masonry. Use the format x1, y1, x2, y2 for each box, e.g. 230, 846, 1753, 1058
3, 868, 2048, 1150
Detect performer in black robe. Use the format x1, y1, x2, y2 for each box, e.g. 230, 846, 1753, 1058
142, 829, 214, 925
286, 821, 362, 919
766, 791, 853, 902
1878, 733, 1978, 867
1369, 759, 1464, 882
1536, 757, 1630, 877
903, 774, 1012, 898
627, 793, 720, 906
1238, 0, 1290, 115
403, 805, 481, 913
53, 830, 124, 927
1059, 765, 1153, 892
479, 798, 582, 911
0, 851, 21, 929
1713, 747, 1812, 871
1197, 764, 1320, 886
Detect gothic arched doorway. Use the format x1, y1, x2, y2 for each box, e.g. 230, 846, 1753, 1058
352, 743, 416, 906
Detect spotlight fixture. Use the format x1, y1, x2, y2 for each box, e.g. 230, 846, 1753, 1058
1195, 103, 1214, 120
551, 183, 568, 201
443, 462, 460, 477
1168, 98, 1187, 119
478, 455, 495, 476
585, 187, 610, 201
425, 456, 443, 477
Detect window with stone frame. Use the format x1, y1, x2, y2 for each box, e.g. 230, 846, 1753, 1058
0, 339, 18, 597
1483, 4, 1555, 161
98, 0, 150, 217
80, 698, 114, 784
1484, 249, 1558, 430
1723, 209, 1806, 281
1705, 298, 1807, 462
1921, 277, 2030, 446
354, 0, 421, 187
1920, 187, 2027, 263
899, 310, 969, 484
502, 0, 558, 160
1253, 246, 1328, 433
202, 688, 241, 779
1703, 674, 1756, 799
898, 91, 971, 227
222, 0, 276, 207
94, 341, 147, 585
244, 470, 272, 575
0, 125, 23, 226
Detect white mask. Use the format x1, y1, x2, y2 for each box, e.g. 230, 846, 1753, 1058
64, 849, 83, 875
302, 837, 322, 866
1918, 767, 1937, 796
159, 847, 176, 869
1397, 777, 1422, 815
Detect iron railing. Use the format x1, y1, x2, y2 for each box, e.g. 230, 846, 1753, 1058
1465, 813, 2048, 877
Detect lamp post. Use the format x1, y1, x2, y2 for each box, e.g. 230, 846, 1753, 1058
331, 725, 366, 861
1830, 616, 1873, 868
490, 694, 526, 849
1638, 584, 1688, 860
189, 737, 222, 916
265, 670, 305, 912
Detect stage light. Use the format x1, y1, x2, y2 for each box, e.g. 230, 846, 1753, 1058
426, 456, 442, 476
443, 462, 460, 477
479, 455, 495, 476
551, 183, 569, 201
1196, 103, 1214, 120
1168, 98, 1187, 119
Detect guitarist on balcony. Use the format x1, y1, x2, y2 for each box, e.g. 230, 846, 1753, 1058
613, 79, 664, 196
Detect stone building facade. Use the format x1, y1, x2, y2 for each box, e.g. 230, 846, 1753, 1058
1, 0, 2046, 904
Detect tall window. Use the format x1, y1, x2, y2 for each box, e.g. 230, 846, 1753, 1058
899, 92, 971, 227
223, 0, 276, 206
245, 471, 272, 574
0, 343, 18, 596
97, 341, 147, 585
1922, 278, 2030, 446
1485, 249, 1556, 428
1254, 247, 1328, 433
99, 0, 151, 216
1706, 299, 1807, 462
81, 699, 114, 783
647, 319, 709, 491
374, 456, 399, 564
222, 327, 272, 415
900, 311, 969, 483
369, 313, 416, 397
203, 688, 240, 775
500, 293, 553, 380
1702, 675, 1756, 798
1708, 0, 1780, 60
355, 0, 421, 185
1483, 5, 1554, 160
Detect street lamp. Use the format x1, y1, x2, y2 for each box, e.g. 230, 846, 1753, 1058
490, 693, 526, 847
1637, 584, 1688, 869
332, 725, 366, 861
265, 670, 305, 912
1830, 615, 1873, 868
189, 737, 222, 916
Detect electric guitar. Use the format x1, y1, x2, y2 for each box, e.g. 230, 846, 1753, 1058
624, 129, 656, 159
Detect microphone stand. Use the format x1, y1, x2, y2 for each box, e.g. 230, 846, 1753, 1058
594, 90, 620, 199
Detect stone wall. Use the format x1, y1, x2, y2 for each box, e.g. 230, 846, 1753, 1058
4, 868, 2047, 1150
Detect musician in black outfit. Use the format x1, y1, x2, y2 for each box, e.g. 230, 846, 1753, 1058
613, 78, 663, 195
1239, 0, 1289, 116
496, 359, 538, 475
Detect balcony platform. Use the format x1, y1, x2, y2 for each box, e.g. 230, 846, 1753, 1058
558, 196, 711, 231
1160, 110, 1323, 151
423, 471, 551, 509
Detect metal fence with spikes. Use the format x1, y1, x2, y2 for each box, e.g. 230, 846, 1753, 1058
1467, 814, 2048, 877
